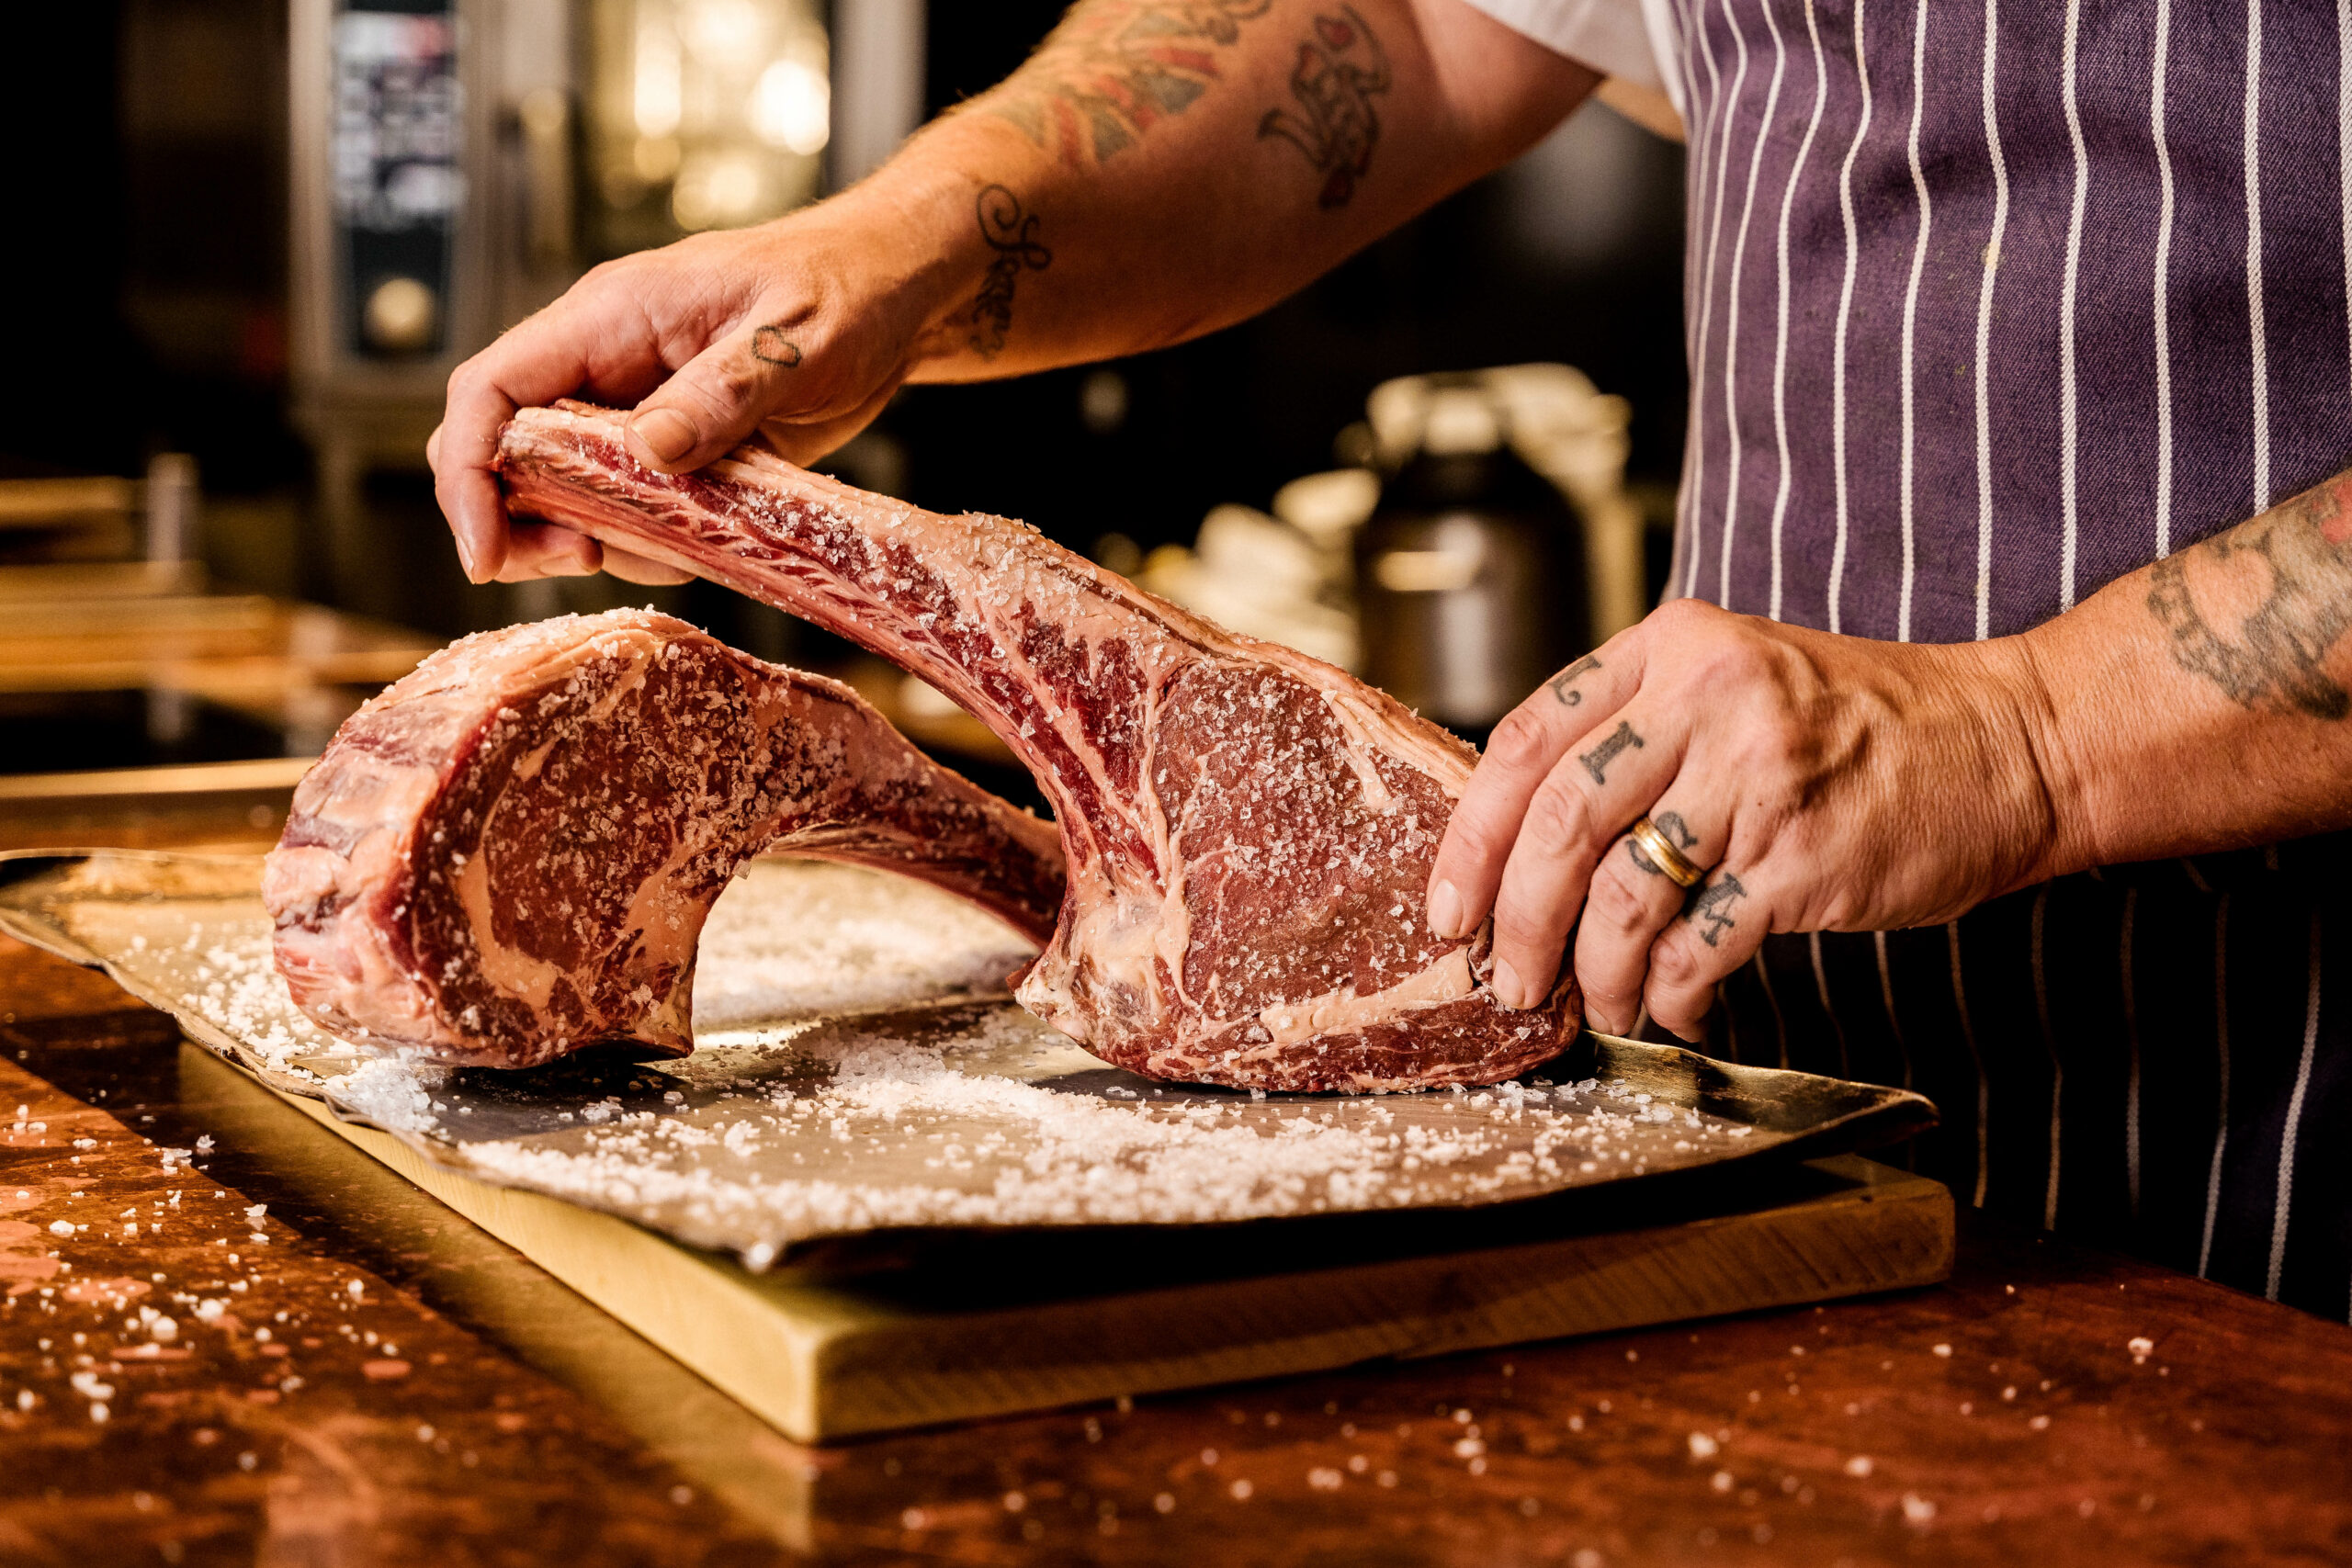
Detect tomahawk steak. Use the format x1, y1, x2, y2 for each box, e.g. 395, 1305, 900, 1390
492, 401, 1581, 1090
263, 608, 1066, 1068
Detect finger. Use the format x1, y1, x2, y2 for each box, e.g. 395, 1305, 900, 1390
1572, 802, 1724, 1034
493, 521, 603, 581
625, 311, 820, 474
601, 546, 696, 586
1483, 705, 1688, 1010
435, 310, 618, 581
1644, 864, 1770, 1041
1428, 639, 1646, 940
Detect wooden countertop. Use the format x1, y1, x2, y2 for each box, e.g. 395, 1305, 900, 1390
1, 933, 2346, 1566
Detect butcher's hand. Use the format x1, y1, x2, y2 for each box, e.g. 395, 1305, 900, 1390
1421, 599, 2070, 1040
429, 195, 956, 585
432, 0, 1599, 587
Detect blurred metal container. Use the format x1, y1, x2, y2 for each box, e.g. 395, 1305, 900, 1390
1355, 379, 1590, 735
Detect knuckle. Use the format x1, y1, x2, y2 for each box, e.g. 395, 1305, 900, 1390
445, 358, 485, 402
1483, 706, 1559, 775
1520, 774, 1596, 855
1439, 807, 1508, 868
1645, 594, 1715, 639
1697, 633, 1769, 691
1645, 937, 1709, 992
1491, 902, 1559, 959
1582, 856, 1659, 933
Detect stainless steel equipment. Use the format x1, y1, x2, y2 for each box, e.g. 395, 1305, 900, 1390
1355, 378, 1592, 735
287, 0, 922, 613
289, 0, 580, 605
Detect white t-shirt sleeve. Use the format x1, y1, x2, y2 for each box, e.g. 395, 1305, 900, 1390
1454, 0, 1685, 118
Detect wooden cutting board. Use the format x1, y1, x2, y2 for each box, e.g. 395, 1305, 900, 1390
183, 1044, 1953, 1444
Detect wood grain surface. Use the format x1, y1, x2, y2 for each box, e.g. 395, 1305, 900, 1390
4, 932, 2349, 1566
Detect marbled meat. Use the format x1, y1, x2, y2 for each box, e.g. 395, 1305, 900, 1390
491, 402, 1581, 1091
263, 609, 1065, 1068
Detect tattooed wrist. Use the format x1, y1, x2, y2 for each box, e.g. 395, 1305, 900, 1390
967, 185, 1051, 360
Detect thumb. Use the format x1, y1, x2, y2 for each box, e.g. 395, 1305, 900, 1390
755, 371, 908, 468
625, 316, 827, 474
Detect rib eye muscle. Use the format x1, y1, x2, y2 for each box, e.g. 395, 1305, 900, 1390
263, 609, 1065, 1068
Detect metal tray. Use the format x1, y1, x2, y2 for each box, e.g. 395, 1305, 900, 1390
0, 850, 1935, 1267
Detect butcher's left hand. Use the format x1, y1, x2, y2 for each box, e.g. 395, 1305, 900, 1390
1424, 598, 2067, 1040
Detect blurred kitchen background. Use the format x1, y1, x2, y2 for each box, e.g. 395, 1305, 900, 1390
0, 0, 1683, 840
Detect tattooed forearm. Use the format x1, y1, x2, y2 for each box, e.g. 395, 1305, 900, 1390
987, 0, 1274, 166
967, 185, 1052, 360
1684, 871, 1746, 947
1577, 720, 1644, 786
1626, 810, 1696, 877
1547, 654, 1601, 707
2146, 473, 2352, 719
1258, 6, 1392, 208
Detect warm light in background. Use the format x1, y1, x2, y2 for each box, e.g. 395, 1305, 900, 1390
752, 55, 831, 156
597, 0, 827, 237
630, 6, 683, 139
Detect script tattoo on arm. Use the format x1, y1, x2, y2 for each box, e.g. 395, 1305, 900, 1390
987, 0, 1274, 165
1258, 6, 1392, 208
2145, 472, 2352, 719
967, 186, 1052, 360
1577, 721, 1645, 786
1626, 810, 1697, 878
1684, 871, 1746, 947
1546, 654, 1601, 707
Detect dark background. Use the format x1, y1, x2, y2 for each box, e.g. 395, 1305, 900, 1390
0, 0, 1685, 637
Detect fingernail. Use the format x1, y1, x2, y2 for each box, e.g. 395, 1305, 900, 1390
1428, 880, 1463, 939
629, 407, 697, 467
1492, 958, 1525, 1010
455, 535, 481, 582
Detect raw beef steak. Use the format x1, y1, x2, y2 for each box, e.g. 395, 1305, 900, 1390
263, 609, 1065, 1068
493, 402, 1580, 1091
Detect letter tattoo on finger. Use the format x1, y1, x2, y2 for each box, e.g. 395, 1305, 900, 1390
1577, 720, 1644, 786
1626, 810, 1698, 877
1546, 654, 1601, 708
1683, 871, 1747, 948
751, 326, 802, 367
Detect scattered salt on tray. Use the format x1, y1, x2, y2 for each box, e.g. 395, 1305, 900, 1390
38, 855, 1781, 1269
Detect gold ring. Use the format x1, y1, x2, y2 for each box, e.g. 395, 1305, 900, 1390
1627, 816, 1705, 889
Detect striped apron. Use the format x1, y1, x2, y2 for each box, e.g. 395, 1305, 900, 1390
1651, 0, 2352, 1318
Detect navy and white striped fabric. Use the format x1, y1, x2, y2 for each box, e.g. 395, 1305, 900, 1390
1466, 0, 2352, 1318
1662, 0, 2352, 635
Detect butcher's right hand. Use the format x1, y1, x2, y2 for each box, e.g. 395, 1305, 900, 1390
430, 199, 952, 584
